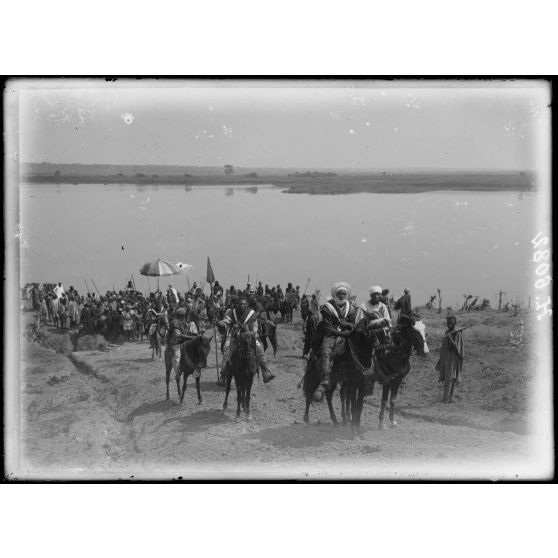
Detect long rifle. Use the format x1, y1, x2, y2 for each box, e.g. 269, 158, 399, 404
90, 277, 101, 296
443, 324, 473, 339
451, 324, 473, 335
84, 279, 91, 295
131, 274, 137, 291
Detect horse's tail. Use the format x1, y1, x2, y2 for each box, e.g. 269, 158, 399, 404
303, 357, 321, 400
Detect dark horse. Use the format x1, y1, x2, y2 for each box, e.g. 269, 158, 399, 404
164, 335, 213, 404
373, 317, 429, 429
223, 327, 258, 419
303, 327, 377, 438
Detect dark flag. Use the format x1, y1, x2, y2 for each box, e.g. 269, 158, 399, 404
206, 257, 215, 284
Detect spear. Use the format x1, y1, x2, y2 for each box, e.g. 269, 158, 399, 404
303, 277, 311, 295
90, 277, 101, 296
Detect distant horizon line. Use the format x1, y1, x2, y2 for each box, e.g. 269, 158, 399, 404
22, 161, 536, 173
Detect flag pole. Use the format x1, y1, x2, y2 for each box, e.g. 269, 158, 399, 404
206, 257, 220, 383
211, 280, 220, 382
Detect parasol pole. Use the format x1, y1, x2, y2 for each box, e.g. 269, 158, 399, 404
147, 276, 151, 293
90, 278, 101, 297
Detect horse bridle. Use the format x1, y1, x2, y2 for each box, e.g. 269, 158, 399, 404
347, 335, 373, 373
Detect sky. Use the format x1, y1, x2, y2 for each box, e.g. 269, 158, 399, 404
15, 79, 549, 170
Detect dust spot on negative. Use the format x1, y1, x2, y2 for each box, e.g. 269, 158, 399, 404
121, 113, 135, 125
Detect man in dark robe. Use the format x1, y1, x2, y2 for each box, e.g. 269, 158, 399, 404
435, 315, 465, 403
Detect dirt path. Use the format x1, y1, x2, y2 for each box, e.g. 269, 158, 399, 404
15, 313, 547, 479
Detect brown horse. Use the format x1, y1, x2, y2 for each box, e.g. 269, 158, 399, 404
258, 317, 278, 356
164, 335, 213, 404
149, 316, 168, 359
223, 328, 258, 419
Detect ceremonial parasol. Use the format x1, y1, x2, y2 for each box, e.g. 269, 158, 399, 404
139, 258, 180, 291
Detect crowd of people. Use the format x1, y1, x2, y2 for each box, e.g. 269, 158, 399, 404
24, 278, 464, 403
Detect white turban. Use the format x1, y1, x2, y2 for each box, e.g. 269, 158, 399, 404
331, 282, 351, 299
369, 285, 382, 295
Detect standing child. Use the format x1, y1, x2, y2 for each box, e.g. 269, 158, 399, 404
435, 315, 465, 403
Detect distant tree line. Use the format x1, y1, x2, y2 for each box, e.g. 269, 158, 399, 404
287, 171, 338, 177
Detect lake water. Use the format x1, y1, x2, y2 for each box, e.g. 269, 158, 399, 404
19, 183, 538, 309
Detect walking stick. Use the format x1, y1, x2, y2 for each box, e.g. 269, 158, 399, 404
90, 277, 101, 296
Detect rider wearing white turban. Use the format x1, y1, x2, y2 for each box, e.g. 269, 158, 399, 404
330, 281, 352, 300
314, 281, 357, 388
355, 284, 392, 330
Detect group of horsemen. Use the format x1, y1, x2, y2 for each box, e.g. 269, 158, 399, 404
163, 278, 410, 391
163, 280, 303, 386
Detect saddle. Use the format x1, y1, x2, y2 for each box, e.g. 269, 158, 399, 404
332, 336, 346, 358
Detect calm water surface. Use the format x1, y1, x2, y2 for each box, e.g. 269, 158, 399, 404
20, 183, 537, 307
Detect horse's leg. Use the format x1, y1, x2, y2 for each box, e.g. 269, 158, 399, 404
179, 372, 187, 404
379, 384, 390, 430
235, 381, 242, 419
389, 380, 401, 427
340, 383, 349, 425
356, 380, 365, 438
349, 384, 359, 438
165, 353, 171, 401
304, 396, 311, 423
245, 375, 254, 419
223, 373, 232, 411
325, 386, 339, 426
195, 375, 202, 404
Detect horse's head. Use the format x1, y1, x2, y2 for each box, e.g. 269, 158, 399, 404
348, 326, 376, 368
190, 334, 213, 368
232, 330, 258, 374
411, 320, 429, 356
